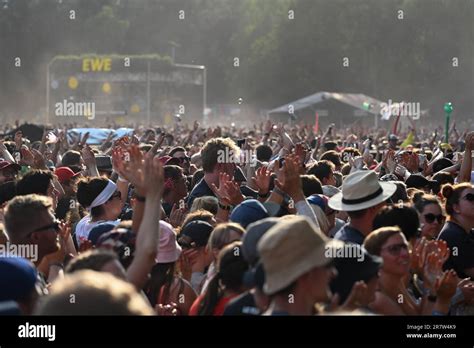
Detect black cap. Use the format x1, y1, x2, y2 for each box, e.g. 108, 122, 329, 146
179, 220, 213, 248
405, 174, 437, 190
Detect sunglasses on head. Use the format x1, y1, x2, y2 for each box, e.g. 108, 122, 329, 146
382, 243, 408, 256
462, 193, 474, 202
424, 213, 445, 224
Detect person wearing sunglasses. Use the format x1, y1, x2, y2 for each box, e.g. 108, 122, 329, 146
364, 226, 455, 315
4, 194, 61, 266
168, 147, 191, 175
364, 227, 413, 314
438, 183, 474, 279
412, 192, 445, 240
75, 177, 123, 246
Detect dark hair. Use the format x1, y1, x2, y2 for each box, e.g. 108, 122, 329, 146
65, 249, 117, 274
197, 242, 248, 315
441, 183, 473, 216
145, 262, 175, 307
191, 169, 205, 189
387, 182, 408, 203
323, 141, 337, 151
364, 226, 402, 256
0, 181, 17, 206
341, 163, 351, 176
169, 147, 186, 157
16, 169, 53, 196
431, 171, 454, 194
347, 208, 368, 219
320, 150, 342, 168
256, 144, 273, 162
412, 193, 442, 214
163, 165, 184, 196
432, 158, 453, 174
301, 175, 323, 197
76, 177, 109, 218
372, 205, 420, 242
307, 160, 335, 182
61, 150, 82, 167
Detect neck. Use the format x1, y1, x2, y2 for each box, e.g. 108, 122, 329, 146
450, 215, 474, 233
91, 214, 108, 222
204, 172, 219, 188
349, 217, 373, 236
269, 292, 314, 316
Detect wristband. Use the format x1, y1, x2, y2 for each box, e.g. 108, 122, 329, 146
258, 191, 270, 199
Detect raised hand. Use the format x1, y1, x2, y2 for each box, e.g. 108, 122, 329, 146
294, 142, 307, 168
169, 203, 188, 228
251, 166, 272, 196
435, 270, 458, 302
142, 150, 164, 199
210, 172, 244, 206
274, 154, 303, 201
81, 145, 97, 167
113, 144, 147, 196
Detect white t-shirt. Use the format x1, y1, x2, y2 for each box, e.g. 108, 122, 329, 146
74, 215, 119, 245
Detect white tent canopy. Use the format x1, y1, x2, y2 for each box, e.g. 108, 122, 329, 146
267, 91, 386, 116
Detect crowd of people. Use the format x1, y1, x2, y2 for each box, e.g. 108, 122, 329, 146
0, 118, 473, 316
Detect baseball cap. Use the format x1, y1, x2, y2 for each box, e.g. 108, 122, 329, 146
405, 174, 437, 190
54, 166, 80, 184
178, 220, 214, 248
0, 257, 37, 302
230, 199, 269, 228
0, 161, 20, 172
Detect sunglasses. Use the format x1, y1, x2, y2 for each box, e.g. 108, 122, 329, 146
30, 220, 61, 235
462, 193, 474, 202
108, 191, 121, 202
176, 156, 190, 163
424, 213, 445, 224
382, 243, 408, 256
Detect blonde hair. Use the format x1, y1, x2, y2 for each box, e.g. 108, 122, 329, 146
208, 222, 245, 251
35, 270, 154, 315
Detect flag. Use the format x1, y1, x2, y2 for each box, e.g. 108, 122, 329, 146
313, 111, 319, 134
401, 131, 414, 148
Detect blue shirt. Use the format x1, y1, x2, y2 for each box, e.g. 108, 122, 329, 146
334, 223, 365, 245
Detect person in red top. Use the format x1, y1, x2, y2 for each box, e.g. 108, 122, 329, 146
189, 241, 248, 315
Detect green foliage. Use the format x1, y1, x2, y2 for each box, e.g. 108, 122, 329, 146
0, 0, 473, 119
